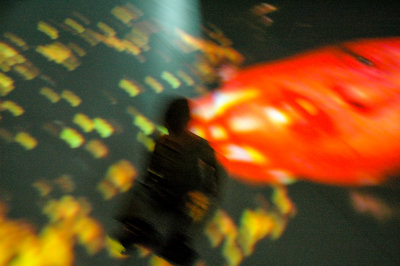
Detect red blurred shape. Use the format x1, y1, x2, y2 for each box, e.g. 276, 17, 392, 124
190, 37, 400, 186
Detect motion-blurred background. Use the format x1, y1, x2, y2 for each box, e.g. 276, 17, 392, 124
1, 0, 400, 265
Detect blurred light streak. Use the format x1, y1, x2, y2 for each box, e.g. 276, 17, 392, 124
3, 33, 28, 50
15, 131, 37, 150
119, 78, 141, 97
1, 100, 24, 116
93, 118, 114, 138
39, 87, 60, 103
73, 113, 94, 133
60, 127, 85, 148
0, 72, 14, 96
61, 90, 81, 107
84, 139, 109, 158
144, 76, 164, 93
38, 21, 59, 39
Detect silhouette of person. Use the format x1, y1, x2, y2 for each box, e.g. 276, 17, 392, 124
116, 97, 222, 265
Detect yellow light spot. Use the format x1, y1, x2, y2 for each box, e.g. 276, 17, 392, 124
238, 208, 274, 256
74, 217, 104, 254
134, 114, 155, 135
210, 125, 228, 140
64, 18, 85, 33
0, 72, 14, 96
4, 32, 28, 50
98, 160, 137, 199
105, 236, 129, 259
1, 100, 24, 116
15, 131, 37, 150
123, 40, 141, 55
161, 71, 181, 89
119, 78, 141, 97
38, 21, 59, 39
84, 139, 109, 159
40, 87, 60, 103
137, 131, 155, 151
177, 70, 194, 86
264, 107, 290, 125
33, 180, 52, 197
144, 76, 163, 93
61, 90, 81, 107
224, 145, 268, 164
111, 4, 142, 25
229, 116, 261, 132
186, 191, 210, 222
73, 113, 94, 133
97, 22, 116, 37
80, 29, 102, 46
296, 98, 318, 115
94, 118, 114, 138
13, 62, 39, 80
60, 127, 85, 148
272, 186, 295, 216
36, 42, 80, 70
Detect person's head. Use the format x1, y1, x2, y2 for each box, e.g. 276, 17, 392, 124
164, 97, 191, 135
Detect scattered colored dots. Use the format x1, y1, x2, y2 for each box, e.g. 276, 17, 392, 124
15, 131, 38, 150
60, 127, 85, 148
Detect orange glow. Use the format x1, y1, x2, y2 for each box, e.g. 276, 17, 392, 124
190, 37, 400, 186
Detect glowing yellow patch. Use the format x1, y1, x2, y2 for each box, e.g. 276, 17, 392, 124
0, 72, 14, 96
94, 118, 114, 138
60, 127, 84, 148
15, 132, 37, 150
40, 87, 60, 103
36, 42, 71, 63
64, 18, 85, 33
161, 71, 180, 89
38, 21, 59, 39
13, 63, 39, 80
105, 236, 129, 259
4, 32, 28, 50
74, 217, 104, 254
144, 76, 163, 93
134, 114, 155, 135
238, 209, 274, 255
137, 131, 155, 151
229, 116, 261, 132
61, 90, 81, 107
85, 139, 109, 158
210, 125, 228, 140
111, 5, 142, 25
98, 160, 136, 199
186, 191, 210, 222
73, 113, 94, 133
119, 78, 141, 97
272, 186, 295, 216
123, 40, 141, 55
224, 145, 268, 164
1, 100, 24, 116
97, 22, 116, 37
177, 70, 194, 86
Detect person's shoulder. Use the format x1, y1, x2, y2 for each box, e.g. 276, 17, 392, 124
188, 132, 213, 149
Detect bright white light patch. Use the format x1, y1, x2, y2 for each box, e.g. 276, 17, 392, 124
264, 107, 289, 124
224, 144, 267, 164
229, 116, 261, 132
